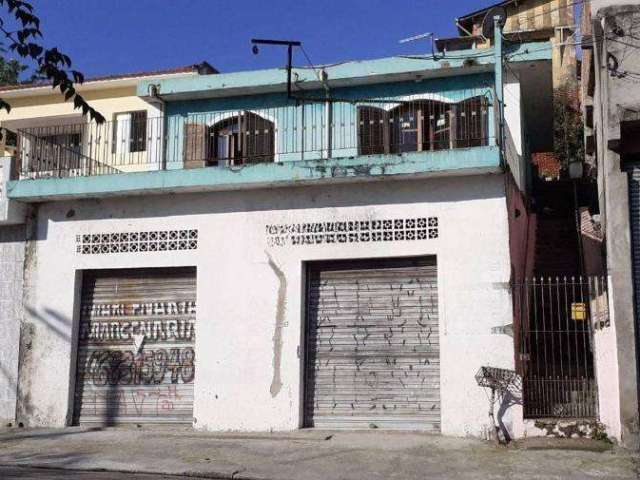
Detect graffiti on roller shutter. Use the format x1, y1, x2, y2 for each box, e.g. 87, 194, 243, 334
86, 347, 195, 386
78, 300, 196, 418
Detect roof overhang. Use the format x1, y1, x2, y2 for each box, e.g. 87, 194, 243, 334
0, 62, 217, 99
139, 41, 551, 102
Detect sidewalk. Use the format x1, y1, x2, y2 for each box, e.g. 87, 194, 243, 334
0, 426, 638, 480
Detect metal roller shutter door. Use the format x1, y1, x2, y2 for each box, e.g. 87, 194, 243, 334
74, 267, 196, 425
304, 257, 440, 431
628, 165, 640, 343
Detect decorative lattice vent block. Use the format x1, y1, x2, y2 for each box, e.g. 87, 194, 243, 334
266, 217, 438, 247
76, 229, 198, 255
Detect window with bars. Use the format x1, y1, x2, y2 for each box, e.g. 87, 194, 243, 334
358, 96, 488, 155
183, 111, 275, 167
113, 110, 147, 154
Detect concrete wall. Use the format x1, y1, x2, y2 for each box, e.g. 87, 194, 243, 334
590, 4, 640, 448
504, 74, 527, 191
0, 224, 26, 425
15, 174, 522, 438
0, 156, 27, 224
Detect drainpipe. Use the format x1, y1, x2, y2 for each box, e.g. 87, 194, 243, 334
494, 16, 505, 167
325, 100, 332, 159
322, 69, 332, 159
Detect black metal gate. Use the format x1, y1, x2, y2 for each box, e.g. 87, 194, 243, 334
518, 276, 606, 418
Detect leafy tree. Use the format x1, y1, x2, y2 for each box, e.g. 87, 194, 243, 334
0, 0, 104, 122
553, 86, 584, 169
0, 49, 26, 85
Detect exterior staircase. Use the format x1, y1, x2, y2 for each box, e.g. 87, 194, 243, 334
532, 179, 582, 278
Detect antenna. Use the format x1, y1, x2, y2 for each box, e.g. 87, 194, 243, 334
481, 6, 507, 40
398, 32, 438, 60
399, 32, 432, 44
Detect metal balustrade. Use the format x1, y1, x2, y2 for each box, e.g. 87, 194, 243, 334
12, 91, 495, 180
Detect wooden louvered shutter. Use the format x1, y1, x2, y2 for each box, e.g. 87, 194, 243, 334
183, 123, 208, 169
358, 106, 388, 155
244, 112, 274, 164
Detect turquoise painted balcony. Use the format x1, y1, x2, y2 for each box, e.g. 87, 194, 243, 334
5, 42, 552, 200
7, 94, 498, 202
7, 84, 501, 201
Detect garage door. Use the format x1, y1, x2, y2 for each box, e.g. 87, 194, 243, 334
304, 257, 440, 430
73, 267, 196, 425
628, 164, 640, 356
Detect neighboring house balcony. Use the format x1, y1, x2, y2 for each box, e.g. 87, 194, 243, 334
13, 111, 162, 179
5, 86, 501, 202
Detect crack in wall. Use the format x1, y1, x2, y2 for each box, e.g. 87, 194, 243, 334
16, 209, 38, 425
266, 251, 286, 398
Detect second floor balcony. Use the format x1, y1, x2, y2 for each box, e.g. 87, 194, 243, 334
13, 87, 494, 174
4, 86, 502, 201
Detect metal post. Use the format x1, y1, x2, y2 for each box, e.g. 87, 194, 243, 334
493, 16, 504, 153
287, 44, 293, 100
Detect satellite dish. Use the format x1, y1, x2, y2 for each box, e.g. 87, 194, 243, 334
481, 6, 507, 39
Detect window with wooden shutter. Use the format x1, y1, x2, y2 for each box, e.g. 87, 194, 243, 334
130, 110, 147, 152
183, 122, 208, 169
430, 101, 451, 151
389, 101, 429, 153
209, 112, 275, 166
358, 106, 388, 155
244, 112, 275, 164
112, 110, 148, 154
455, 96, 488, 148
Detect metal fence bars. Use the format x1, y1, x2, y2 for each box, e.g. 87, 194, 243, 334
518, 276, 606, 419
13, 89, 495, 179
16, 115, 164, 179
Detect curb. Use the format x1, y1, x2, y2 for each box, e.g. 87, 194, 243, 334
0, 463, 271, 480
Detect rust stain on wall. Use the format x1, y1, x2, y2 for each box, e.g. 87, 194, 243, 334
266, 251, 286, 398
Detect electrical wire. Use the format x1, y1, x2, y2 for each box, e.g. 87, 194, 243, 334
299, 44, 326, 87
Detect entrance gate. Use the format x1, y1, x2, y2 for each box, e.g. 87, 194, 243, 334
517, 276, 606, 418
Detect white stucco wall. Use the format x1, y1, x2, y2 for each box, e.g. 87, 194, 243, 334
17, 174, 519, 437
0, 224, 25, 425
594, 278, 622, 440
503, 75, 527, 192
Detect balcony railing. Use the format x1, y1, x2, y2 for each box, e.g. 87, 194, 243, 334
13, 91, 495, 180
15, 117, 165, 179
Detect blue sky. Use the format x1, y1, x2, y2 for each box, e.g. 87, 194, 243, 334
22, 0, 489, 78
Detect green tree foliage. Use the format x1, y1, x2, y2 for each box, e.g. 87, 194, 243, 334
553, 86, 584, 169
0, 0, 104, 122
0, 51, 26, 85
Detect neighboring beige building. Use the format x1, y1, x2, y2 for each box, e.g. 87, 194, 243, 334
438, 0, 577, 89
0, 63, 215, 173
